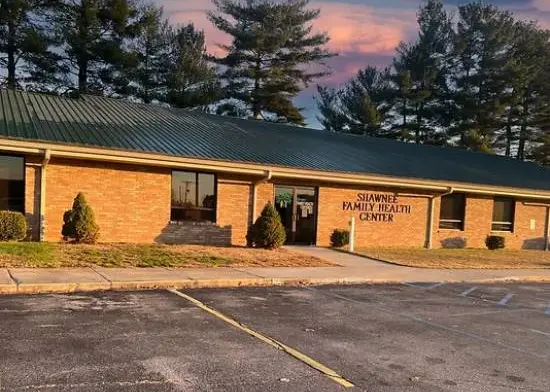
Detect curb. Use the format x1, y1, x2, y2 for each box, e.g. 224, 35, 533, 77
1, 275, 550, 295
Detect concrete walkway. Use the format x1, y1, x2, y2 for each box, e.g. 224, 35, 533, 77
1, 247, 550, 294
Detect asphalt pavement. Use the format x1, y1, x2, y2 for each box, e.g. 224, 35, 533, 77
1, 283, 549, 391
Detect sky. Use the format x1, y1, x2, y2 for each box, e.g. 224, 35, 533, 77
157, 0, 550, 127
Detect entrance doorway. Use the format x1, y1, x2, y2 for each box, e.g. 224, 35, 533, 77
274, 186, 317, 244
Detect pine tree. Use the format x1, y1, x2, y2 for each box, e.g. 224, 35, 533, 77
339, 66, 392, 137
501, 21, 550, 159
450, 3, 517, 152
0, 0, 61, 90
315, 85, 346, 132
125, 4, 171, 103
391, 0, 454, 145
54, 0, 141, 94
208, 0, 335, 125
166, 24, 220, 109
316, 66, 392, 137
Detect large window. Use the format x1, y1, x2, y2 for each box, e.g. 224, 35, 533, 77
0, 155, 24, 213
492, 198, 515, 232
439, 193, 465, 230
171, 171, 216, 222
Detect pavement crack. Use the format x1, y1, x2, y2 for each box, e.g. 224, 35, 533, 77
6, 269, 19, 285
88, 266, 112, 284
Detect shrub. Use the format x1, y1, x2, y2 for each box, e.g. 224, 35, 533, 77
486, 235, 505, 250
62, 193, 99, 243
248, 203, 286, 249
330, 229, 350, 247
0, 211, 27, 241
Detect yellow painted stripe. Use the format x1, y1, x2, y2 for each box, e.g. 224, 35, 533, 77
168, 289, 354, 388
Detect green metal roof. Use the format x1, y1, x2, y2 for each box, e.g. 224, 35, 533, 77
1, 88, 550, 191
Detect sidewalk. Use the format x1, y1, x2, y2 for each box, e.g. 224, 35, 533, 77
1, 246, 550, 294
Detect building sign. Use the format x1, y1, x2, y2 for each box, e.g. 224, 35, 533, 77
342, 193, 412, 222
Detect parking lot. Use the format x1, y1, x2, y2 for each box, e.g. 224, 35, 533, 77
1, 282, 549, 391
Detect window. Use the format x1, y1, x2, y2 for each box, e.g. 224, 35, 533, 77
492, 198, 515, 232
171, 171, 216, 222
0, 155, 24, 213
439, 193, 465, 230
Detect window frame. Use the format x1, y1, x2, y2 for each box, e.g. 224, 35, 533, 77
0, 153, 25, 215
170, 170, 217, 223
438, 193, 466, 231
491, 197, 515, 233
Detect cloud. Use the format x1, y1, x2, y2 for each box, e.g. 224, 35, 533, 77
160, 0, 417, 85
531, 0, 550, 11
313, 2, 417, 56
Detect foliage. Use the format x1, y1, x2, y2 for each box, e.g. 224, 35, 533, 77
62, 193, 99, 243
209, 0, 335, 125
166, 24, 220, 109
53, 0, 142, 94
485, 235, 505, 250
247, 202, 286, 249
330, 229, 349, 248
0, 211, 27, 241
0, 0, 61, 90
124, 4, 171, 103
315, 0, 550, 165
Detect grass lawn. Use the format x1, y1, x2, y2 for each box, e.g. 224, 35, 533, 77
0, 242, 332, 268
354, 247, 550, 269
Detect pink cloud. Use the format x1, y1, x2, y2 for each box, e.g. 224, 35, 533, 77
313, 2, 416, 56
161, 0, 416, 58
530, 0, 550, 12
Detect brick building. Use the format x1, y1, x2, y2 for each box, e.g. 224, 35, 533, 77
1, 89, 550, 249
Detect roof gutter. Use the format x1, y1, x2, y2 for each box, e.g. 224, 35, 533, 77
4, 139, 550, 201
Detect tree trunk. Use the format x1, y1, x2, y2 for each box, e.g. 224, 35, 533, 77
252, 57, 261, 119
505, 107, 513, 157
517, 97, 529, 160
416, 103, 423, 144
6, 21, 17, 89
78, 60, 88, 93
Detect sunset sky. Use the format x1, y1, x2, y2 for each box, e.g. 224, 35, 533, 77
157, 0, 550, 127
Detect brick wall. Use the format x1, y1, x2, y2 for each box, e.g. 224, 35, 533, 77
20, 155, 550, 249
255, 182, 274, 221
158, 221, 231, 246
40, 158, 257, 245
44, 158, 171, 243
316, 185, 430, 248
433, 195, 548, 250
217, 179, 252, 246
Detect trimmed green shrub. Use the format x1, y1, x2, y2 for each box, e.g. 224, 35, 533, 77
0, 211, 27, 241
62, 193, 99, 243
330, 229, 350, 248
486, 235, 505, 250
247, 203, 286, 249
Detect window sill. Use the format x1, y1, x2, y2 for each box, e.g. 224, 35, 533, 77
169, 220, 217, 226
437, 228, 464, 232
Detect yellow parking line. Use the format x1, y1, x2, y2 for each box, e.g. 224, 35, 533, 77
168, 289, 354, 388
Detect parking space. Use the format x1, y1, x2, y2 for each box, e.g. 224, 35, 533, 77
0, 283, 549, 391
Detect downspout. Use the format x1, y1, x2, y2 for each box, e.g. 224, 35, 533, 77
39, 150, 51, 241
426, 187, 454, 249
546, 207, 550, 251
251, 170, 272, 224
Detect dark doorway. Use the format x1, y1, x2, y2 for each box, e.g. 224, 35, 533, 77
274, 186, 317, 244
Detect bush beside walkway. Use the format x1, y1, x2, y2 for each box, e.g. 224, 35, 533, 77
0, 242, 332, 268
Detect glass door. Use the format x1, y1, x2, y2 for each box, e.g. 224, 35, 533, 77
274, 186, 317, 244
